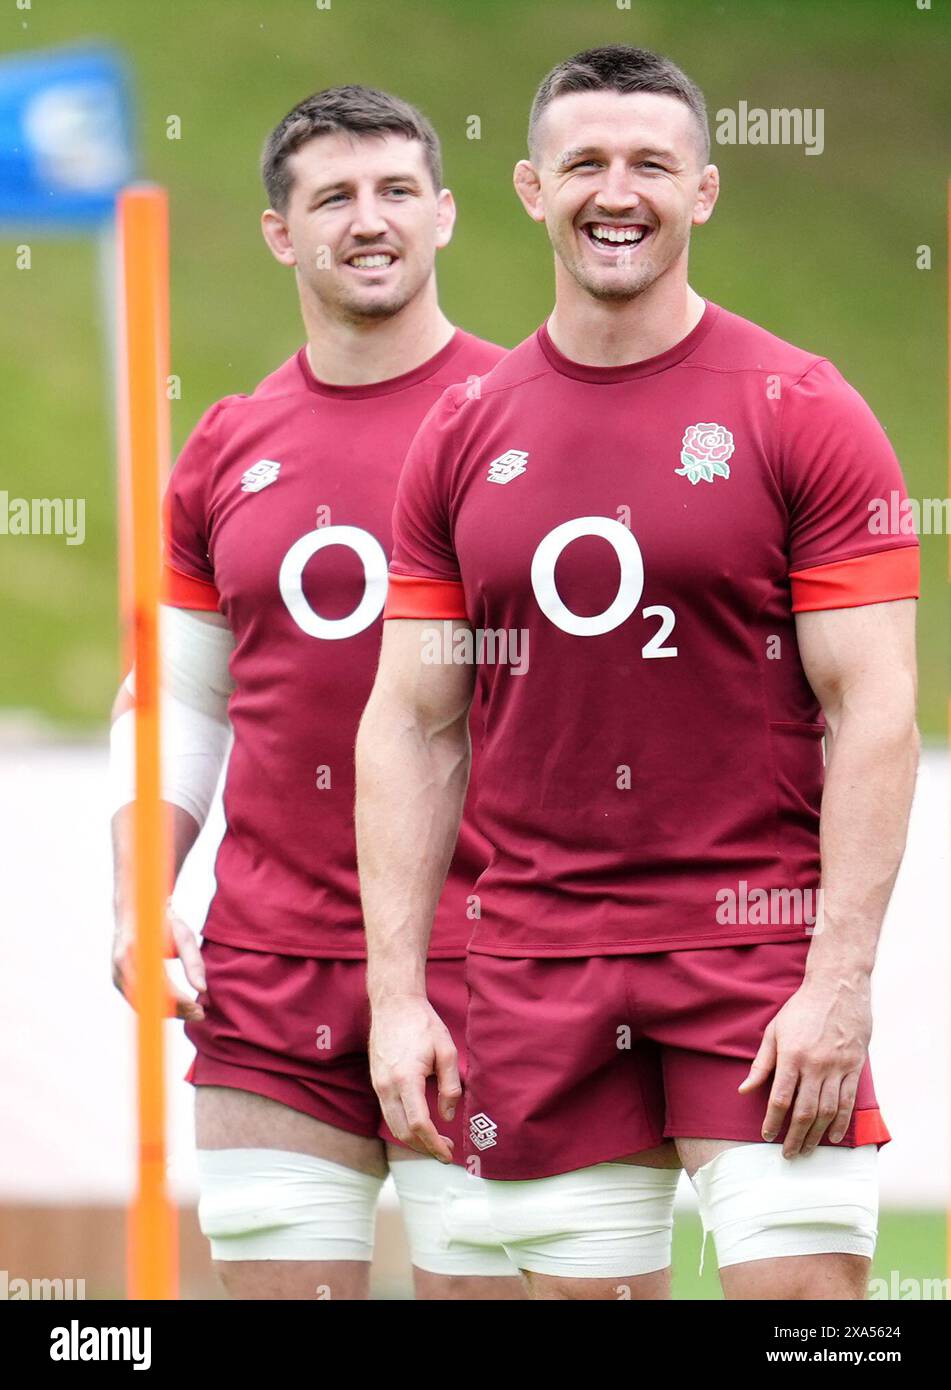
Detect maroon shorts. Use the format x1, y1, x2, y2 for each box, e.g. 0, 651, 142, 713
463, 940, 890, 1180
184, 941, 470, 1155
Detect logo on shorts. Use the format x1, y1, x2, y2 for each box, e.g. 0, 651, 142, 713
675, 423, 734, 485
469, 1112, 499, 1150
486, 450, 528, 485
240, 459, 281, 493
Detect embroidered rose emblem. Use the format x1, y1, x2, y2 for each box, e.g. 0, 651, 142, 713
675, 422, 735, 484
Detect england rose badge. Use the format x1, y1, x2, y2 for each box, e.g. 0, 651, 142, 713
676, 422, 735, 485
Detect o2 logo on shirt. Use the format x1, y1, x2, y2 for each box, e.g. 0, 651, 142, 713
278, 525, 388, 640
530, 516, 677, 657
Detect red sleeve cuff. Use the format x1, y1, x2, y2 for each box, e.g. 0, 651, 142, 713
161, 563, 221, 611
789, 547, 919, 613
384, 572, 467, 619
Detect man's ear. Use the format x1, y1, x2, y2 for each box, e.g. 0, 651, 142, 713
261, 208, 297, 267
513, 159, 545, 223
691, 164, 720, 227
434, 187, 457, 250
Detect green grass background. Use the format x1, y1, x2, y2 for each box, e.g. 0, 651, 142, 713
0, 0, 946, 1294
0, 0, 947, 729
671, 1208, 946, 1301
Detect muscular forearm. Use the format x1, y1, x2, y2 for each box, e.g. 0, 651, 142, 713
356, 694, 470, 1005
808, 686, 919, 979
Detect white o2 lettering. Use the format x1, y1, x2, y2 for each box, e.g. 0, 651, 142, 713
278, 524, 388, 640
531, 516, 644, 636
641, 605, 678, 659
530, 516, 677, 654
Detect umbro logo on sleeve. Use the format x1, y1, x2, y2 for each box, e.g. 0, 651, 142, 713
240, 459, 282, 493
486, 450, 528, 485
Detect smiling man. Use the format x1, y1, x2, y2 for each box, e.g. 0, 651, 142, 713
110, 85, 521, 1300
357, 47, 920, 1300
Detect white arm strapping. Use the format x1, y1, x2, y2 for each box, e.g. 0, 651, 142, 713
109, 605, 235, 827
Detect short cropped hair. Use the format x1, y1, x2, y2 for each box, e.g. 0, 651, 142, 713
529, 45, 709, 164
262, 84, 442, 212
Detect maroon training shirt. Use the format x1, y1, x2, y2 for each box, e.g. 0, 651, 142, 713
386, 302, 919, 958
164, 328, 505, 957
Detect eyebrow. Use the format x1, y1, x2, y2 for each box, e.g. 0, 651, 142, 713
554, 147, 596, 170
554, 145, 681, 170
307, 172, 425, 202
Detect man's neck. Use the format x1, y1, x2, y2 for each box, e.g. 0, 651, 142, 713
300, 277, 455, 387
547, 265, 706, 369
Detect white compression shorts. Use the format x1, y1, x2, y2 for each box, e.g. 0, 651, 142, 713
689, 1142, 879, 1269
109, 605, 234, 826
196, 1148, 384, 1263
197, 1148, 517, 1277
389, 1158, 517, 1278
484, 1161, 681, 1280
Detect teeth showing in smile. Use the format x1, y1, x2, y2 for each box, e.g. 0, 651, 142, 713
349, 253, 394, 268
589, 224, 648, 245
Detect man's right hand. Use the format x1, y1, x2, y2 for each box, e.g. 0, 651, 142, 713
112, 903, 207, 1023
369, 994, 461, 1163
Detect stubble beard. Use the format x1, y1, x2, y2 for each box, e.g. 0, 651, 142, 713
559, 219, 689, 303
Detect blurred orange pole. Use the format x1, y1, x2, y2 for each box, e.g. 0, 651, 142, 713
117, 184, 178, 1300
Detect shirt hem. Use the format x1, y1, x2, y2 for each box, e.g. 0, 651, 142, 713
477, 1134, 668, 1181
201, 923, 466, 960
467, 926, 810, 957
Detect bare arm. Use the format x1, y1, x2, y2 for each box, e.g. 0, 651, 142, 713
801, 599, 919, 971
356, 617, 475, 1160
111, 607, 234, 1021
741, 598, 919, 1154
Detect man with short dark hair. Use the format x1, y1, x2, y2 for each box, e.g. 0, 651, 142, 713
111, 85, 521, 1301
357, 47, 919, 1300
